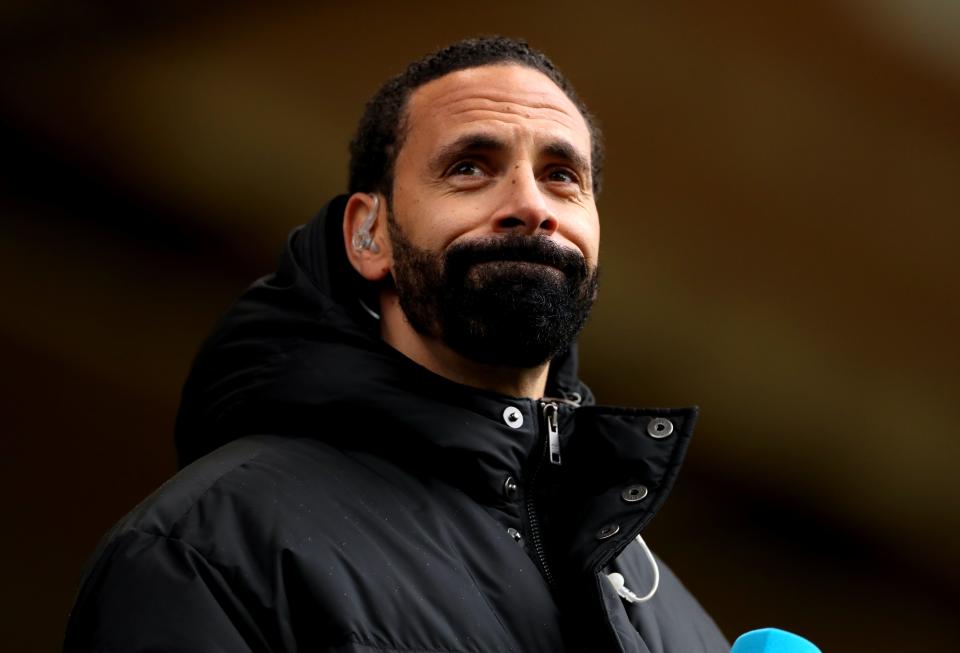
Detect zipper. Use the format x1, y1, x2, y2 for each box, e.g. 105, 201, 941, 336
543, 402, 562, 466
524, 401, 562, 589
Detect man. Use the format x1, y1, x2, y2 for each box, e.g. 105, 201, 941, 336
65, 37, 728, 652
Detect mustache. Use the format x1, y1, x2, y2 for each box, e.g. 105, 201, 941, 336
443, 234, 589, 279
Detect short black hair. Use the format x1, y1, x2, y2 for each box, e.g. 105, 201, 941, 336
348, 36, 604, 199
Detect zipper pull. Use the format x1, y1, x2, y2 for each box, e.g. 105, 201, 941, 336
543, 402, 561, 465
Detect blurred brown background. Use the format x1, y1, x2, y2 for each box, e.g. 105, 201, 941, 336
1, 1, 958, 651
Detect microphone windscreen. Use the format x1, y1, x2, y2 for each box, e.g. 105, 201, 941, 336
730, 628, 821, 653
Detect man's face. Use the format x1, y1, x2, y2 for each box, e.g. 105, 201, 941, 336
386, 64, 601, 368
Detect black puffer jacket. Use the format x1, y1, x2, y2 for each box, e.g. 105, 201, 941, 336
64, 196, 729, 652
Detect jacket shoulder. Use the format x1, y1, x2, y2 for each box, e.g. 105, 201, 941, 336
113, 436, 275, 536
65, 435, 363, 651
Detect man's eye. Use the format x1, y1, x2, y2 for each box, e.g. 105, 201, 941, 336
546, 168, 578, 184
450, 161, 484, 176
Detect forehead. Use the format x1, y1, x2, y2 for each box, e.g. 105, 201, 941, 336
401, 64, 592, 156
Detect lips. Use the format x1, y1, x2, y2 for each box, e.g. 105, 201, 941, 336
463, 260, 565, 285
470, 259, 564, 275
445, 234, 587, 281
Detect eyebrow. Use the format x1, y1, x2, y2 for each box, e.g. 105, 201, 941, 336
427, 133, 507, 175
542, 140, 591, 182
427, 132, 591, 182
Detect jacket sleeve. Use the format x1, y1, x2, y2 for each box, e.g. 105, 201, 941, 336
64, 528, 267, 653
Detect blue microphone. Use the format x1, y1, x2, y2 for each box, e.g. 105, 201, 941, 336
731, 628, 821, 653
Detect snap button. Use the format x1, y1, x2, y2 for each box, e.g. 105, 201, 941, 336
621, 484, 648, 503
506, 527, 523, 544
503, 476, 519, 500
597, 524, 620, 540
502, 406, 523, 428
646, 417, 674, 439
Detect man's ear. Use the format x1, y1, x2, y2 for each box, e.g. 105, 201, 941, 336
343, 192, 391, 281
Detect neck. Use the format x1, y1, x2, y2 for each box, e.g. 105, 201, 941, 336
379, 290, 550, 399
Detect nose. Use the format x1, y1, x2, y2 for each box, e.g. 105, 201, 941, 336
491, 165, 559, 236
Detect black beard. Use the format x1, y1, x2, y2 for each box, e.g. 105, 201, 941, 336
388, 214, 599, 369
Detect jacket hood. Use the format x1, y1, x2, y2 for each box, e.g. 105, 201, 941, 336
174, 194, 591, 469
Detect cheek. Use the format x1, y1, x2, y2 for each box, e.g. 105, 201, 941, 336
418, 198, 494, 249
561, 209, 600, 264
